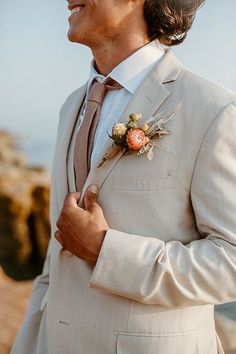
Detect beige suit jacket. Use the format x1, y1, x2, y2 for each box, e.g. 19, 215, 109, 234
11, 49, 236, 354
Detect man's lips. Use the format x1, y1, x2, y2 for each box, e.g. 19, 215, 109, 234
70, 6, 85, 15
67, 2, 85, 11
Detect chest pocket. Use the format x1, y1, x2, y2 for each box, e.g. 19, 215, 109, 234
112, 175, 174, 191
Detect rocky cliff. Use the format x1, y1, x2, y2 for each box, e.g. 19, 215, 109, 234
0, 131, 50, 280
0, 267, 32, 354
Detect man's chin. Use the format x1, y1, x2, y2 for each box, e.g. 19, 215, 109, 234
67, 31, 93, 48
67, 34, 90, 47
67, 30, 80, 43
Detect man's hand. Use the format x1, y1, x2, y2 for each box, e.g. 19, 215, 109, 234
55, 185, 109, 265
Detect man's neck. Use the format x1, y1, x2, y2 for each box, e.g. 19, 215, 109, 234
91, 34, 150, 77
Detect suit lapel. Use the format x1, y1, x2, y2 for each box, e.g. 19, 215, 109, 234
55, 84, 87, 208
79, 49, 183, 204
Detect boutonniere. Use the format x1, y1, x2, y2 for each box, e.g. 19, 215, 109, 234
97, 103, 181, 168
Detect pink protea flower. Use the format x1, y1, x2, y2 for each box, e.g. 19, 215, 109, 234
126, 128, 147, 151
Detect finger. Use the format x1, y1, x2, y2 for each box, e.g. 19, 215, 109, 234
54, 230, 63, 244
63, 192, 81, 208
84, 185, 99, 212
56, 215, 63, 230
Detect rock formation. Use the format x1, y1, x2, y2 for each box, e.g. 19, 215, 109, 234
0, 267, 32, 354
0, 131, 50, 280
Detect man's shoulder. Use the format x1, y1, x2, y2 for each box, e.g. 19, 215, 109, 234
60, 83, 87, 116
156, 49, 236, 109
56, 83, 87, 128
179, 67, 236, 111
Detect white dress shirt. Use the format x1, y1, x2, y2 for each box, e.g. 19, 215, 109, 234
68, 40, 165, 191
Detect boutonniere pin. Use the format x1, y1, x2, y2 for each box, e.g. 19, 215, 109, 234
97, 103, 181, 168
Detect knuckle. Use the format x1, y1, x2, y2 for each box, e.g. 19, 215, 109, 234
87, 194, 94, 202
64, 193, 72, 204
61, 208, 68, 219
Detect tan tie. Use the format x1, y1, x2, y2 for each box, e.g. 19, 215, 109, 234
74, 78, 122, 192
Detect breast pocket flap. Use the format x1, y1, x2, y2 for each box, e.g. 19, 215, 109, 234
112, 175, 174, 191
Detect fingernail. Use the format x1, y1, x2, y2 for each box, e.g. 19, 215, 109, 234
90, 185, 98, 194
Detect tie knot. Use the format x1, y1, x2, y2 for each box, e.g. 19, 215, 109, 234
104, 77, 123, 91
88, 81, 107, 105
87, 78, 123, 105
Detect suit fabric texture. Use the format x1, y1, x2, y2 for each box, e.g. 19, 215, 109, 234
11, 49, 236, 354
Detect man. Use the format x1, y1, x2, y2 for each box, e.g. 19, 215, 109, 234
11, 1, 236, 353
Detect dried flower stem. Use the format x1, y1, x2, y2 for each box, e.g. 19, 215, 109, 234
97, 143, 122, 167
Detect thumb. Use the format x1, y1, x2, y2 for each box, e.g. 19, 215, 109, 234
63, 191, 81, 208
84, 185, 99, 212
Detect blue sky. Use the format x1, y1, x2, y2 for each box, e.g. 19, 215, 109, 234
1, 0, 236, 144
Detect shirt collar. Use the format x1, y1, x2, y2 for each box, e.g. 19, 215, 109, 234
88, 40, 165, 95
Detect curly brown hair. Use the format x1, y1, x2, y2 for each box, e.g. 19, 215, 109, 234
144, 0, 205, 46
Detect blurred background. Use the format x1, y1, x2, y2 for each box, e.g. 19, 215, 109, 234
1, 0, 236, 169
0, 0, 236, 353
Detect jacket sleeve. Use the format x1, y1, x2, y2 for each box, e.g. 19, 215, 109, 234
89, 101, 236, 308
